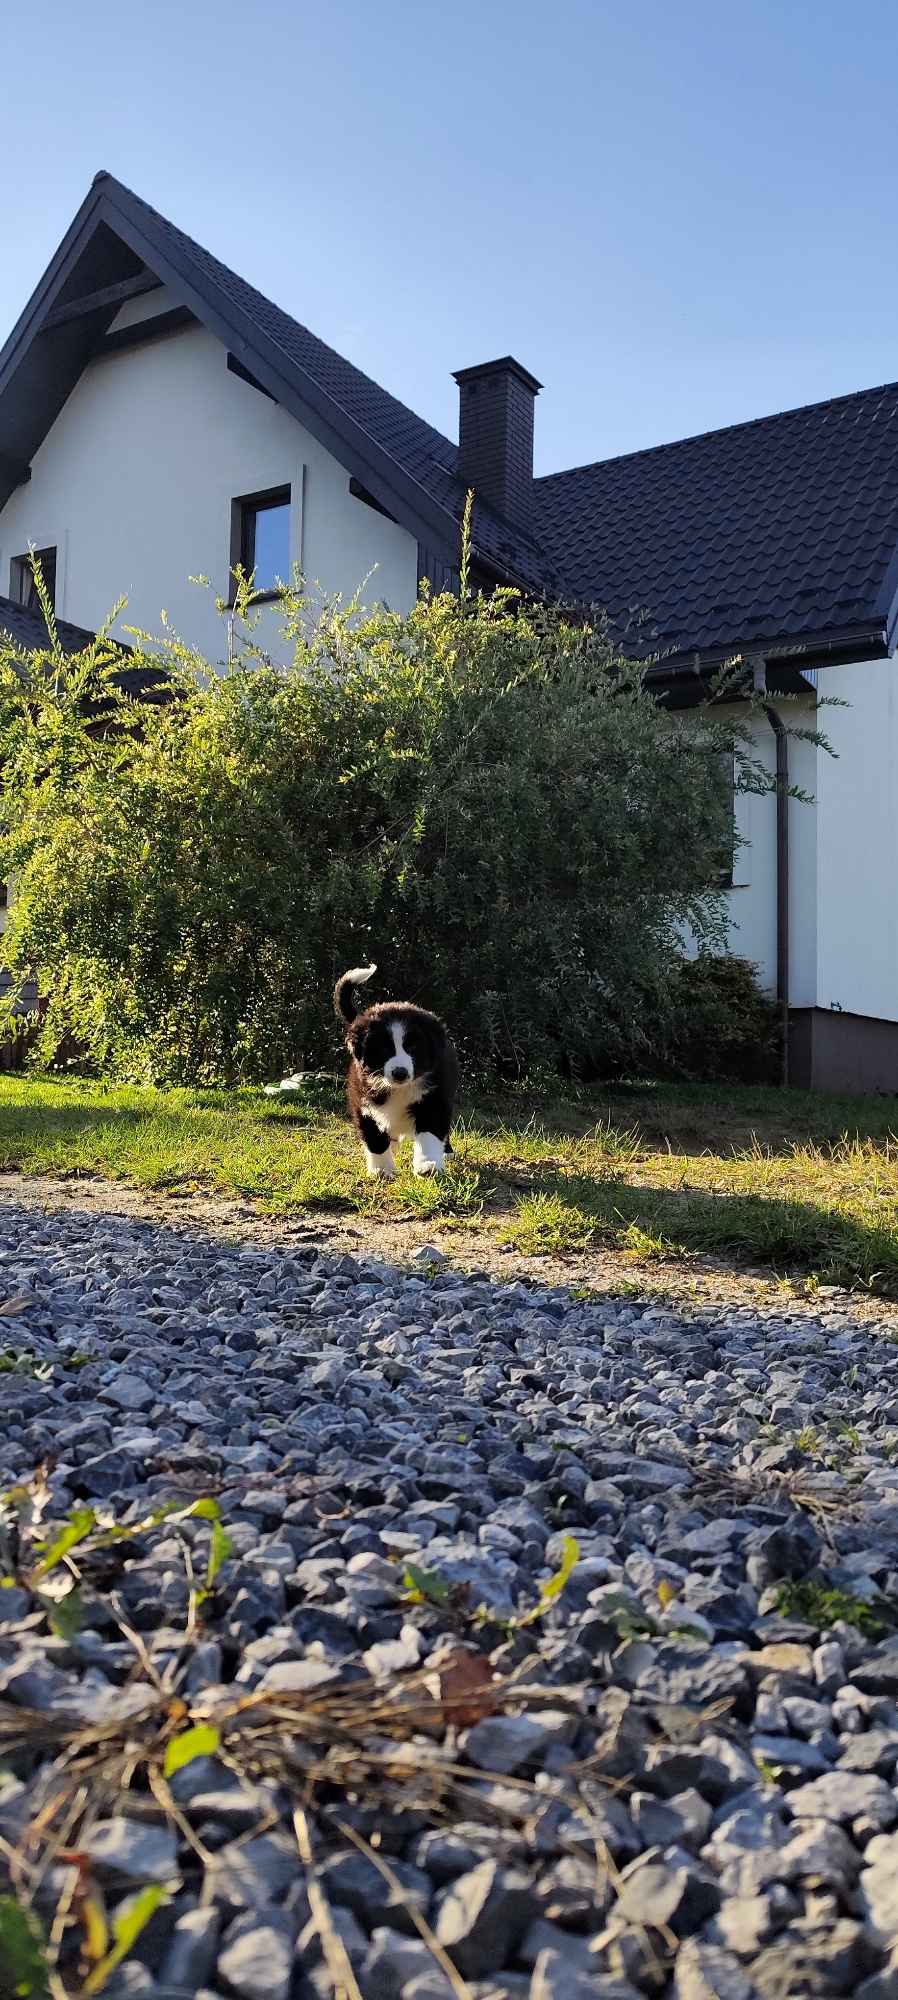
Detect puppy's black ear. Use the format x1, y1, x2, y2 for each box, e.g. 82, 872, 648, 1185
347, 1021, 367, 1062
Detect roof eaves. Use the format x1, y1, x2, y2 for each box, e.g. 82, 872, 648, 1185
0, 179, 106, 399
644, 615, 890, 682
869, 540, 898, 654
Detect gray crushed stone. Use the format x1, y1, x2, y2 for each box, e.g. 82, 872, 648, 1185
3, 1197, 898, 1994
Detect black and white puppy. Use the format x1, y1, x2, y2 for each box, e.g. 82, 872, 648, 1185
334, 965, 457, 1179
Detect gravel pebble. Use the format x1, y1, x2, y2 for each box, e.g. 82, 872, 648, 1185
217, 1911, 295, 2000
5, 1195, 898, 1994
80, 1819, 180, 1886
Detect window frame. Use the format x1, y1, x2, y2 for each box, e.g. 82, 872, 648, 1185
229, 485, 291, 604
10, 545, 57, 612
712, 747, 738, 892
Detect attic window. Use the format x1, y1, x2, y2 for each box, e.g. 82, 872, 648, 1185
10, 546, 56, 612
229, 487, 290, 601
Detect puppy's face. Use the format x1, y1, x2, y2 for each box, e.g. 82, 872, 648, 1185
348, 1010, 440, 1090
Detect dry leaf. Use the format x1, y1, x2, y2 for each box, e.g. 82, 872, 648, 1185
438, 1648, 496, 1727
0, 1295, 34, 1318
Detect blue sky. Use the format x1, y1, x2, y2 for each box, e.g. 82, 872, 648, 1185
8, 0, 898, 475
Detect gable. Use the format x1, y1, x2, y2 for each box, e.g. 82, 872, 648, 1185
0, 313, 420, 652
0, 174, 547, 596
107, 283, 183, 332
4, 169, 898, 671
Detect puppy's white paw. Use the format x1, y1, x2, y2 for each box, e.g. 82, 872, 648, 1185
365, 1147, 397, 1179
413, 1133, 446, 1177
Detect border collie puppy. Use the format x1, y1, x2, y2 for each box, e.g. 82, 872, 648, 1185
334, 965, 457, 1178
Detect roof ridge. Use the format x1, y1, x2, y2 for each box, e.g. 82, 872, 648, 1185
99, 173, 459, 462
94, 174, 545, 573
7, 172, 898, 656
536, 376, 898, 487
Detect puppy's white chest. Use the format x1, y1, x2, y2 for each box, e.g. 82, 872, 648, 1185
365, 1078, 424, 1142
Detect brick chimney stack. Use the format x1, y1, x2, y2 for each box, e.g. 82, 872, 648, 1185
453, 356, 541, 527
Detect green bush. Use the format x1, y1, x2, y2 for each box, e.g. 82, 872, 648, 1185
662, 953, 781, 1083
0, 564, 792, 1085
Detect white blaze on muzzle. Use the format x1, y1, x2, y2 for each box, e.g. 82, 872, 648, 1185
383, 1021, 414, 1084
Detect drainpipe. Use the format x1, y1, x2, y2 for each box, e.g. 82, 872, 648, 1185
752, 658, 790, 1087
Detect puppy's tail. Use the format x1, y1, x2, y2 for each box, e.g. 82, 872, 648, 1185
334, 964, 377, 1023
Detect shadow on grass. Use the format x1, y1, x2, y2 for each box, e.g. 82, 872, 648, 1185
3, 1078, 898, 1297
496, 1163, 898, 1297
471, 1079, 898, 1159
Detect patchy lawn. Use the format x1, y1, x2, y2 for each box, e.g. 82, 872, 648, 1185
3, 1074, 898, 1299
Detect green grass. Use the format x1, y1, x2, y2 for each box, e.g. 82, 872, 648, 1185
774, 1576, 897, 1638
3, 1073, 898, 1296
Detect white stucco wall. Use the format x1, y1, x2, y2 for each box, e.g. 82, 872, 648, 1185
682, 699, 819, 1007
686, 667, 898, 1027
816, 657, 898, 1023
724, 701, 819, 1008
0, 300, 419, 664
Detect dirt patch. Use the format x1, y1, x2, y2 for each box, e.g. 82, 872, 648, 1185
4, 1164, 897, 1330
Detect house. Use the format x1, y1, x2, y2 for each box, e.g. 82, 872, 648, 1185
1, 172, 897, 1093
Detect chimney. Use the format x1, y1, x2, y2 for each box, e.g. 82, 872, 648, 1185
453, 356, 541, 527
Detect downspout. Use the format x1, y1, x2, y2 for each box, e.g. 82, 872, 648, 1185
752, 658, 790, 1087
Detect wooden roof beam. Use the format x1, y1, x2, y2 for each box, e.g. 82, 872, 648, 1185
42, 271, 161, 330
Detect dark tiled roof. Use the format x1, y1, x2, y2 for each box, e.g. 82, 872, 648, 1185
100, 179, 553, 595
0, 595, 163, 698
0, 594, 96, 657
119, 170, 898, 657
534, 383, 898, 659
7, 172, 898, 664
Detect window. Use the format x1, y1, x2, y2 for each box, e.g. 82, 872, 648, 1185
712, 750, 737, 890
10, 546, 56, 611
229, 487, 290, 600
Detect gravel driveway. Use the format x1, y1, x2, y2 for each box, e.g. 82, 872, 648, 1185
3, 1190, 898, 1999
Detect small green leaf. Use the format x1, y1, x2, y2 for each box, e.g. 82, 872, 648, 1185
539, 1535, 580, 1605
90, 1500, 180, 1551
0, 1894, 50, 1997
402, 1562, 450, 1607
82, 1893, 109, 1964
206, 1518, 232, 1592
163, 1723, 221, 1779
31, 1506, 96, 1579
519, 1535, 582, 1627
44, 1586, 84, 1641
83, 1885, 169, 1995
189, 1497, 221, 1522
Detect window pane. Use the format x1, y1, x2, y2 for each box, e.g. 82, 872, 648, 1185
251, 502, 290, 592
11, 547, 56, 610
